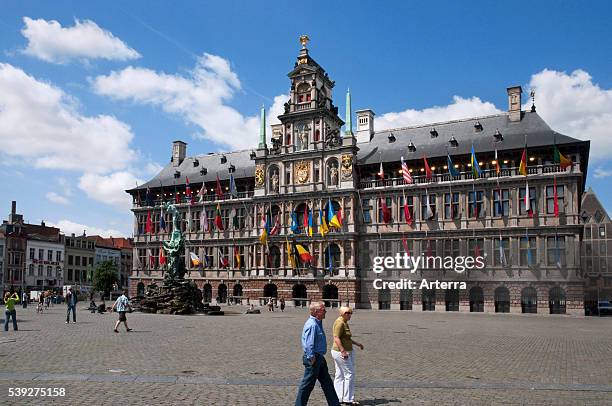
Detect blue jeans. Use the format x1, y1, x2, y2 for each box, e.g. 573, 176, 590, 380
66, 305, 76, 323
295, 353, 340, 406
4, 310, 17, 331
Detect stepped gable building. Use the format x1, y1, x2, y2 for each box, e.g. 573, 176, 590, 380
128, 38, 590, 315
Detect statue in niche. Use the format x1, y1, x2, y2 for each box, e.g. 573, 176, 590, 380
271, 169, 279, 193
325, 127, 341, 147
329, 162, 339, 186
271, 137, 281, 154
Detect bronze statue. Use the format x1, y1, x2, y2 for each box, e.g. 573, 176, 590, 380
162, 202, 186, 280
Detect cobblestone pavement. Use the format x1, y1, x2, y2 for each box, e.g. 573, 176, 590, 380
1, 305, 611, 405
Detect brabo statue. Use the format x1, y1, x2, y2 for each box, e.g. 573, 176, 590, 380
163, 202, 186, 281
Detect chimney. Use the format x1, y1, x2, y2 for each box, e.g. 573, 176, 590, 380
355, 109, 375, 143
507, 86, 522, 122
41, 220, 45, 227
172, 140, 187, 167
11, 201, 16, 215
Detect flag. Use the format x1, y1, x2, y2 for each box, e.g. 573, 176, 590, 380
234, 246, 241, 268
553, 177, 559, 217
189, 252, 201, 267
525, 181, 533, 217
174, 187, 181, 204
554, 146, 572, 169
219, 250, 229, 268
404, 196, 413, 226
402, 236, 410, 256
286, 237, 296, 268
200, 208, 209, 232
291, 210, 300, 234
215, 174, 223, 199
337, 206, 343, 227
296, 244, 313, 263
380, 197, 392, 224
401, 156, 413, 184
203, 251, 210, 268
519, 148, 528, 176
197, 184, 206, 202
499, 235, 508, 267
214, 203, 224, 231
447, 154, 460, 177
270, 212, 281, 235
229, 174, 238, 198
426, 239, 433, 257
159, 205, 166, 232
259, 210, 270, 244
319, 208, 329, 237
423, 156, 433, 181
474, 241, 481, 258
377, 161, 384, 180
145, 210, 153, 234
470, 145, 482, 178
134, 253, 143, 270
186, 177, 193, 204
328, 199, 342, 228
303, 205, 309, 234
307, 207, 314, 237
425, 191, 434, 220
159, 247, 166, 267
147, 249, 154, 268
494, 148, 501, 175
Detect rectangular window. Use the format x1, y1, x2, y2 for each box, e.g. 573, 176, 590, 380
547, 236, 566, 267
493, 189, 510, 217
68, 255, 73, 266
362, 199, 372, 223
38, 264, 43, 276
468, 190, 485, 218
29, 248, 35, 260
38, 249, 44, 260
56, 251, 62, 262
443, 239, 460, 258
47, 266, 52, 277
520, 236, 537, 266
546, 184, 565, 214
47, 250, 52, 261
75, 256, 81, 266
89, 257, 93, 266
494, 238, 511, 266
378, 197, 393, 223
28, 264, 34, 276
399, 195, 414, 222
585, 226, 592, 239
468, 238, 485, 260
519, 187, 537, 215
444, 192, 460, 220
421, 194, 437, 220
600, 226, 606, 238
68, 269, 73, 281
236, 207, 246, 229
204, 247, 214, 269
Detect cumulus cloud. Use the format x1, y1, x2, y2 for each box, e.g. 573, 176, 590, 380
21, 17, 140, 64
45, 192, 69, 205
47, 219, 125, 238
0, 63, 137, 173
78, 171, 144, 211
376, 96, 502, 131
93, 54, 282, 150
594, 168, 612, 179
525, 69, 612, 161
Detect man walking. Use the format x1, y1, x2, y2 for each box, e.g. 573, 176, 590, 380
111, 289, 132, 333
295, 301, 340, 406
65, 288, 77, 323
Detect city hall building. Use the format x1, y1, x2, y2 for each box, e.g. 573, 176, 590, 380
128, 39, 590, 315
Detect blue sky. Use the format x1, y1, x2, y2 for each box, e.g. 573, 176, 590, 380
1, 1, 611, 237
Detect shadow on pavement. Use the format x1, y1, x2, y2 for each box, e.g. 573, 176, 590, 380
360, 398, 402, 405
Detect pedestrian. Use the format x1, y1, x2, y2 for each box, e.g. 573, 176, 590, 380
268, 297, 274, 312
331, 306, 364, 405
295, 301, 339, 406
111, 289, 132, 333
280, 297, 286, 312
65, 287, 77, 324
4, 291, 19, 331
37, 293, 44, 314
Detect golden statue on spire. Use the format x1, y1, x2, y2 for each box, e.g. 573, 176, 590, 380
299, 35, 310, 49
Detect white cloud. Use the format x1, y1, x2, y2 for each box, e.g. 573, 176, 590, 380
144, 162, 164, 176
45, 192, 69, 205
47, 219, 124, 238
376, 96, 502, 131
57, 177, 73, 196
78, 171, 144, 211
21, 17, 140, 64
525, 69, 612, 161
0, 63, 137, 173
93, 54, 282, 150
594, 168, 612, 179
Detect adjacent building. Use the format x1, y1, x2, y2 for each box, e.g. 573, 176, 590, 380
64, 233, 95, 292
1, 202, 27, 293
24, 222, 64, 291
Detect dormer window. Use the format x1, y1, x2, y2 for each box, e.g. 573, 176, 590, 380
220, 155, 227, 164
228, 164, 236, 173
174, 171, 181, 179
408, 141, 416, 153
430, 127, 438, 138
388, 132, 396, 143
474, 121, 483, 132
200, 168, 208, 176
493, 129, 503, 142
449, 137, 458, 147
193, 159, 199, 167
250, 151, 256, 160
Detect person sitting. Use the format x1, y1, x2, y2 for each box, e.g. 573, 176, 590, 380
88, 300, 97, 313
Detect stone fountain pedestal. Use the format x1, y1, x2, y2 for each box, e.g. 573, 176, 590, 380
134, 279, 204, 315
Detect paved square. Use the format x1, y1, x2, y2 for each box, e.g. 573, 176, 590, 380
1, 305, 611, 405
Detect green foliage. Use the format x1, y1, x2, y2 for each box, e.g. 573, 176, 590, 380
92, 261, 118, 295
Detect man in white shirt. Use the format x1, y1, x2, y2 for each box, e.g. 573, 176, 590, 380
111, 289, 132, 333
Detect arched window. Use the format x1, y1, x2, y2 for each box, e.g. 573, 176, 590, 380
264, 283, 278, 298
378, 288, 391, 310
137, 282, 145, 296
292, 283, 308, 307
294, 203, 308, 231
445, 289, 459, 311
203, 283, 212, 303
495, 286, 510, 313
267, 245, 281, 269
217, 283, 228, 303
296, 83, 311, 103
549, 287, 566, 314
521, 287, 538, 314
400, 289, 412, 310
422, 288, 436, 311
324, 244, 341, 274
326, 158, 339, 186
232, 284, 243, 304
469, 286, 484, 312
323, 284, 339, 308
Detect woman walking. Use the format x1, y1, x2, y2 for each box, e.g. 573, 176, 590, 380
331, 306, 364, 405
4, 291, 19, 331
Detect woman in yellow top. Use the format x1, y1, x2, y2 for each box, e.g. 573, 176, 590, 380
4, 291, 19, 331
331, 306, 364, 405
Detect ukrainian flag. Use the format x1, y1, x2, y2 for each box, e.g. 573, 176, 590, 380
328, 199, 342, 229
307, 208, 314, 237
319, 208, 329, 237
471, 145, 482, 178
259, 213, 270, 244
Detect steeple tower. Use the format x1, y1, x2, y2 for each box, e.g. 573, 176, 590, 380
259, 105, 266, 149
345, 88, 353, 136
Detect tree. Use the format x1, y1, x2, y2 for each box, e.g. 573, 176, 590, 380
92, 261, 118, 298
